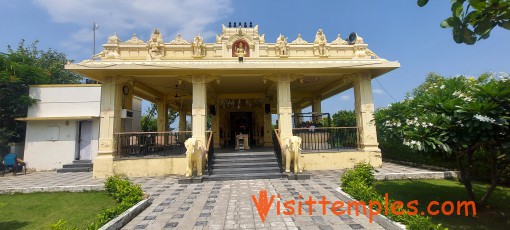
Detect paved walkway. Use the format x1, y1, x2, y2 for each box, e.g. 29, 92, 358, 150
0, 162, 457, 229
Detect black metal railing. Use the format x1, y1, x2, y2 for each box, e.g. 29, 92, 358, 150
116, 131, 192, 157
293, 127, 359, 152
206, 132, 214, 176
272, 129, 284, 173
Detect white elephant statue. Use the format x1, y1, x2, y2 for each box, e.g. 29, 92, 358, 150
284, 136, 302, 174
184, 138, 206, 177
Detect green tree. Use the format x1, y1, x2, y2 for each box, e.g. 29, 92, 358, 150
376, 73, 510, 207
0, 40, 81, 145
140, 102, 178, 132
418, 0, 510, 44
331, 110, 356, 127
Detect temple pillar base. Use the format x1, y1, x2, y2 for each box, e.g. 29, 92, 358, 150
92, 152, 114, 179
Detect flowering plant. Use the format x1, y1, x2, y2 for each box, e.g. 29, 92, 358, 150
376, 73, 510, 207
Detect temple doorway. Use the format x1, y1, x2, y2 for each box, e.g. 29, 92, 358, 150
230, 112, 253, 147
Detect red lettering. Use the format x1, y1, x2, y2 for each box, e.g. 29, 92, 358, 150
406, 200, 418, 215
251, 190, 275, 222
368, 200, 382, 223
283, 200, 295, 215
318, 196, 330, 215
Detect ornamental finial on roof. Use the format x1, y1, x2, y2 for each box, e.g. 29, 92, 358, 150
259, 34, 265, 44
291, 34, 309, 44
125, 34, 144, 44
107, 32, 121, 44
237, 27, 244, 35
331, 34, 347, 45
170, 33, 190, 45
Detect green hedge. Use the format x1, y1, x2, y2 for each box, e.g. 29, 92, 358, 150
379, 138, 456, 169
380, 138, 510, 186
341, 163, 445, 230
51, 176, 144, 230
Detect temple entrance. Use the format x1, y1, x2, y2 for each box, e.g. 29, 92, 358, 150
230, 112, 253, 148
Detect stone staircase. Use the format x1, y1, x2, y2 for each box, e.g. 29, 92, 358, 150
57, 160, 93, 173
204, 151, 284, 181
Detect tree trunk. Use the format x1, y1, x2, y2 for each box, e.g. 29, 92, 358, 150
456, 149, 476, 202
478, 148, 499, 206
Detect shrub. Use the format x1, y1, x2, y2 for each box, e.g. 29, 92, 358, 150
51, 176, 144, 230
341, 163, 445, 230
341, 162, 375, 187
104, 176, 143, 205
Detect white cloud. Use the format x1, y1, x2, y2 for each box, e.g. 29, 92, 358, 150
340, 95, 350, 100
34, 0, 233, 59
373, 88, 384, 95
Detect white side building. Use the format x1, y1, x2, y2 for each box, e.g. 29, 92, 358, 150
18, 84, 141, 171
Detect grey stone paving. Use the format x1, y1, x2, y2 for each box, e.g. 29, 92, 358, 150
0, 162, 455, 229
124, 176, 386, 230
0, 171, 104, 194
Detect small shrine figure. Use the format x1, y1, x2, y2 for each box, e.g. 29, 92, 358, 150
215, 34, 222, 44
314, 29, 328, 56
235, 42, 247, 57
259, 34, 266, 44
147, 28, 164, 60
275, 34, 288, 56
191, 35, 205, 57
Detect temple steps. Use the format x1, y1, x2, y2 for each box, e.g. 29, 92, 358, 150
213, 166, 281, 174
213, 161, 280, 169
204, 150, 284, 181
57, 160, 93, 173
213, 157, 276, 164
204, 172, 285, 181
214, 152, 275, 159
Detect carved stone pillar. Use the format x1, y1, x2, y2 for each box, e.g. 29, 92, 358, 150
156, 99, 168, 132
192, 75, 207, 146
94, 77, 124, 178
277, 74, 293, 140
353, 72, 380, 152
311, 95, 322, 124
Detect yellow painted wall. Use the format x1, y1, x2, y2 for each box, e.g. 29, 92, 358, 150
301, 151, 382, 171
112, 157, 187, 177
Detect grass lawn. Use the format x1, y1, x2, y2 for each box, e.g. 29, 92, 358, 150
0, 191, 117, 230
374, 179, 510, 229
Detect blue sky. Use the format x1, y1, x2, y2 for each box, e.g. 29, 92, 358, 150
1, 0, 509, 124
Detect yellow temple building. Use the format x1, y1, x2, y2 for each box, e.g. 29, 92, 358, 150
65, 24, 399, 179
